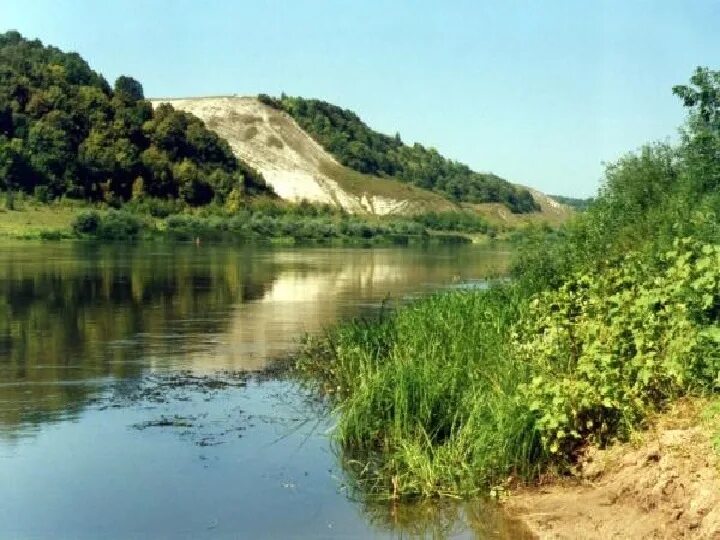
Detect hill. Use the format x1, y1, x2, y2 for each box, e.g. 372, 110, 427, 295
0, 31, 272, 205
157, 96, 571, 221
152, 96, 457, 215
261, 95, 539, 213
0, 30, 570, 227
548, 194, 594, 211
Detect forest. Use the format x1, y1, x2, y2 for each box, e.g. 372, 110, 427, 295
258, 93, 539, 213
0, 31, 271, 205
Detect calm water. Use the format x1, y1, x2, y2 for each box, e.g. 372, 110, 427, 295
0, 242, 529, 539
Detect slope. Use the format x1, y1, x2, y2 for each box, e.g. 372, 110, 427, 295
154, 96, 571, 222
153, 96, 456, 215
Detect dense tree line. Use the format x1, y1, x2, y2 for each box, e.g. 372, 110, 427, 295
68, 198, 490, 243
0, 31, 271, 204
258, 93, 538, 213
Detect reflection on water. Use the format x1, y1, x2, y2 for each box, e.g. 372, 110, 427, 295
0, 242, 523, 538
0, 243, 274, 433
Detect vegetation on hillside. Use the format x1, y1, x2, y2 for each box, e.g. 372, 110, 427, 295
296, 67, 720, 499
258, 93, 539, 214
0, 31, 271, 205
548, 194, 593, 211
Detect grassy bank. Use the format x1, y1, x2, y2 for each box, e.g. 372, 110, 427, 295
297, 285, 542, 497
0, 195, 500, 245
298, 241, 720, 498
295, 68, 720, 500
0, 199, 82, 239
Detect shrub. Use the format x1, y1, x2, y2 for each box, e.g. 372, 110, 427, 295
514, 239, 720, 460
38, 229, 65, 240
33, 185, 51, 203
96, 211, 141, 240
72, 210, 101, 235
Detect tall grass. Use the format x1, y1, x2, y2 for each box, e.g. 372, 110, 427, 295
296, 67, 720, 502
297, 285, 547, 498
298, 239, 720, 501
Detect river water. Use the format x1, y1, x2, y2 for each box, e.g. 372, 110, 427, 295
0, 242, 530, 539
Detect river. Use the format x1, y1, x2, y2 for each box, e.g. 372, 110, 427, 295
0, 242, 530, 539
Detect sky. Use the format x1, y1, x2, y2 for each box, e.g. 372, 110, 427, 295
4, 1, 719, 197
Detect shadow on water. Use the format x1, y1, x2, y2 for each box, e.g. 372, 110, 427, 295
0, 241, 527, 538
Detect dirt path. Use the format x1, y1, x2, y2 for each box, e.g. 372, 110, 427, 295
505, 400, 720, 539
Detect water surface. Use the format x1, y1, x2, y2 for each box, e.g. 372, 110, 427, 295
0, 242, 529, 539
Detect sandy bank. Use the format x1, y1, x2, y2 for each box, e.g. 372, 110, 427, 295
506, 399, 720, 539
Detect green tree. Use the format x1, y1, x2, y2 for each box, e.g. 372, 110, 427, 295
174, 159, 212, 205
114, 75, 144, 102
0, 31, 274, 204
673, 67, 720, 194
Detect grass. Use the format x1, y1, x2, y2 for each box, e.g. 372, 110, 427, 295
296, 239, 720, 501
319, 161, 457, 213
297, 284, 546, 499
0, 200, 82, 239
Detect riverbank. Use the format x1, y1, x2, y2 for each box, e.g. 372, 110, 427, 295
0, 197, 508, 245
0, 203, 80, 239
506, 398, 720, 539
295, 237, 720, 508
293, 69, 720, 511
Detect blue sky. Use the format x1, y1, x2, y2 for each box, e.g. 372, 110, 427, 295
4, 1, 719, 196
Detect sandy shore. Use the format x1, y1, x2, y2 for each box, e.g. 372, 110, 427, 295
505, 399, 720, 539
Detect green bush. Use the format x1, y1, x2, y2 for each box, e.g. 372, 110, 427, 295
73, 210, 142, 240
96, 211, 141, 240
413, 211, 493, 234
72, 210, 101, 235
5, 189, 14, 210
514, 238, 720, 459
38, 229, 66, 240
33, 185, 51, 203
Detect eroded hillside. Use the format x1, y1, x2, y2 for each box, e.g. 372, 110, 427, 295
153, 96, 572, 222
152, 96, 455, 215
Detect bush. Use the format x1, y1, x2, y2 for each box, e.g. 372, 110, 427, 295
38, 229, 66, 240
129, 197, 183, 218
413, 211, 493, 234
33, 185, 51, 203
514, 239, 720, 460
72, 210, 101, 235
73, 210, 142, 240
96, 211, 141, 240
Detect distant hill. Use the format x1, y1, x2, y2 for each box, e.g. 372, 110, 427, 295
159, 96, 572, 221
0, 30, 570, 224
259, 95, 539, 214
153, 96, 459, 215
549, 195, 594, 211
0, 31, 272, 204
